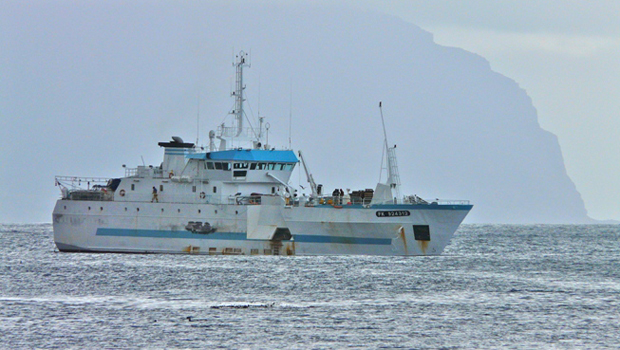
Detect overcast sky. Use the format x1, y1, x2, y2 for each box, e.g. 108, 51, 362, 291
2, 1, 619, 222
358, 0, 620, 221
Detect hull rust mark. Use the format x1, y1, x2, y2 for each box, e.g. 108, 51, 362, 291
399, 226, 407, 255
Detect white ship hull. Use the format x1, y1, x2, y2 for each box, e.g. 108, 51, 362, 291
52, 199, 471, 256
52, 51, 473, 256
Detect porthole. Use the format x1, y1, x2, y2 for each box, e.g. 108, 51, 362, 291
178, 209, 181, 213
88, 206, 91, 211
100, 207, 103, 211
215, 210, 218, 214
64, 206, 67, 210
137, 208, 140, 212
235, 210, 238, 215
125, 207, 128, 211
198, 209, 201, 214
161, 208, 164, 213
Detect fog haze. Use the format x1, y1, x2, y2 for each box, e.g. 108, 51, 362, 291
0, 1, 606, 223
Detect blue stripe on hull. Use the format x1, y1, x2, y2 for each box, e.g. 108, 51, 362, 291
293, 235, 391, 245
96, 228, 391, 245
97, 228, 247, 240
315, 204, 473, 210
372, 204, 473, 210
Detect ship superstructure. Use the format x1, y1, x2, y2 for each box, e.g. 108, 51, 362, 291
52, 51, 472, 256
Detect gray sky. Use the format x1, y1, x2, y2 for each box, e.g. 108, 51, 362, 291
1, 1, 618, 222
359, 0, 620, 221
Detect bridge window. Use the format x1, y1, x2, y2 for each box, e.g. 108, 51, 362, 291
207, 162, 214, 170
214, 162, 222, 170
233, 170, 247, 178
234, 162, 249, 169
250, 163, 257, 170
222, 162, 231, 171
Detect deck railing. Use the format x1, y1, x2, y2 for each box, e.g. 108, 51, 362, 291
309, 195, 470, 207
217, 126, 258, 139
55, 176, 111, 189
56, 175, 470, 207
125, 167, 166, 178
55, 176, 114, 201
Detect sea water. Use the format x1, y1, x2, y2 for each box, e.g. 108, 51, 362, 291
1, 224, 618, 348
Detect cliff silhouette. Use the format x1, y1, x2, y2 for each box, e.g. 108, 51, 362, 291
222, 4, 591, 223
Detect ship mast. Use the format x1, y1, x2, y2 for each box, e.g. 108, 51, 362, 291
379, 102, 402, 204
231, 51, 250, 136
215, 50, 262, 150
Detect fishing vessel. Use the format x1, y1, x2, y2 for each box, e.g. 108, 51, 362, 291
52, 52, 472, 256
